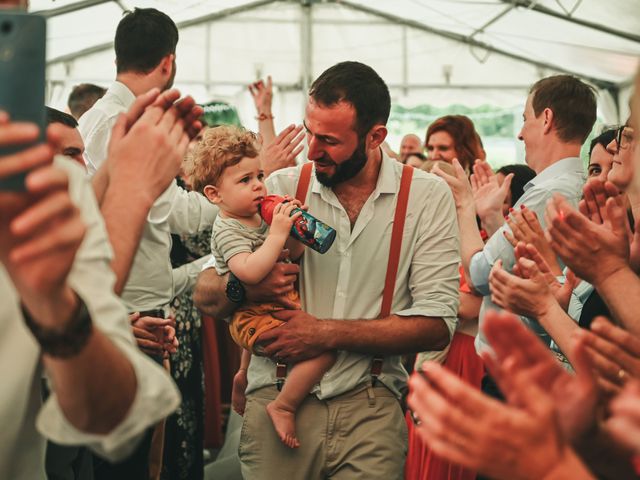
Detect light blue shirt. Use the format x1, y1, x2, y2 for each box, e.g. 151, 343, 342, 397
471, 157, 586, 353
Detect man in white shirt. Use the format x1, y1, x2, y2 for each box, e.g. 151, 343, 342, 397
194, 61, 460, 479
0, 106, 181, 479
79, 8, 216, 317
433, 75, 596, 366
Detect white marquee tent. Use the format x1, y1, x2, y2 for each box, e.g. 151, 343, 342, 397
36, 0, 640, 158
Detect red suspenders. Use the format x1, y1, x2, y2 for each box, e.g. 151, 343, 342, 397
276, 162, 413, 390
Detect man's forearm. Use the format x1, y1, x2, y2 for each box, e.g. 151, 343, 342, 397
91, 165, 109, 206
44, 327, 137, 435
319, 315, 450, 355
193, 268, 236, 319
457, 204, 485, 287
595, 266, 640, 336
100, 184, 154, 295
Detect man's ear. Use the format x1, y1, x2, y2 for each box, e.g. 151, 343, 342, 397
542, 107, 554, 135
367, 124, 388, 151
159, 53, 174, 75
203, 184, 221, 204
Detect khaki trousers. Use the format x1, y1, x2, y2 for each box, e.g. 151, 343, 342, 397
239, 384, 408, 480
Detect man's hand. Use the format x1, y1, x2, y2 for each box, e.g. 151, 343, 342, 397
0, 115, 86, 327
130, 312, 178, 357
261, 124, 304, 177
245, 252, 300, 309
545, 193, 629, 286
259, 310, 328, 363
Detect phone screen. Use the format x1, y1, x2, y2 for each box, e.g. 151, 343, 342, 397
0, 11, 46, 191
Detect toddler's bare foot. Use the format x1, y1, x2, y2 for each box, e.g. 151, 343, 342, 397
266, 400, 300, 448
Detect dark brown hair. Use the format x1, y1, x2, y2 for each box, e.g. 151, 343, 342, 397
529, 75, 597, 144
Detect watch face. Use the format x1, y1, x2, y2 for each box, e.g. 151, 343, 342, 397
226, 279, 244, 303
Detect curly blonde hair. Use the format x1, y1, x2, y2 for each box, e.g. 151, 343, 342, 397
186, 125, 259, 193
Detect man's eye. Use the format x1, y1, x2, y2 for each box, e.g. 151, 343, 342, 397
258, 173, 264, 181
240, 177, 249, 183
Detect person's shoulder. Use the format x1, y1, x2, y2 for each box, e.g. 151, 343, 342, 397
405, 165, 451, 196
266, 164, 304, 182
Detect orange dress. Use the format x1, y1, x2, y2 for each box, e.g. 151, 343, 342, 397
404, 268, 484, 480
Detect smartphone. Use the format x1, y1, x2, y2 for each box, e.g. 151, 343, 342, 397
0, 11, 46, 191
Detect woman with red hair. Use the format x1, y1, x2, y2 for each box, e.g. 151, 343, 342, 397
425, 115, 485, 173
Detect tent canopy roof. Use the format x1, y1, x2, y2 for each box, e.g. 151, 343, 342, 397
36, 0, 639, 118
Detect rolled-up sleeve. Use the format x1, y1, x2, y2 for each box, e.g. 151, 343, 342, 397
396, 178, 460, 340
36, 158, 181, 461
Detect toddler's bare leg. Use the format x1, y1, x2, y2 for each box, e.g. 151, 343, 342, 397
266, 351, 336, 448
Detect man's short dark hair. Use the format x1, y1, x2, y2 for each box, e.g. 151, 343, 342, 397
67, 83, 106, 120
309, 61, 391, 136
46, 106, 78, 128
529, 75, 597, 144
115, 8, 178, 74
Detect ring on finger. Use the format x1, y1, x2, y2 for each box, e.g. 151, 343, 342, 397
617, 369, 629, 382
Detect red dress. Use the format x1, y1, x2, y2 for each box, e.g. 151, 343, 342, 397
404, 270, 484, 480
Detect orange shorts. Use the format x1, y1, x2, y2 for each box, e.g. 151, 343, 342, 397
229, 289, 300, 354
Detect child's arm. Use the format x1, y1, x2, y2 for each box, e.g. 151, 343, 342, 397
227, 201, 302, 284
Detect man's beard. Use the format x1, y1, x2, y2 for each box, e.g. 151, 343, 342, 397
315, 137, 368, 187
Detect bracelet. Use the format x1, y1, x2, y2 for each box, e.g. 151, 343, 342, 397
255, 113, 274, 121
22, 297, 93, 359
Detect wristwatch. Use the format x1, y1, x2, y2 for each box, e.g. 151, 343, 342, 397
225, 272, 246, 304
22, 296, 93, 359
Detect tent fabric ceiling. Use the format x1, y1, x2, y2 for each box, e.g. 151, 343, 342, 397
36, 0, 639, 124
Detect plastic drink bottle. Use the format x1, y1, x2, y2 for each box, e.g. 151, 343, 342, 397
259, 195, 336, 254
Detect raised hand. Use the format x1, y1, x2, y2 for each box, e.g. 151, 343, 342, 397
408, 358, 588, 480
545, 193, 629, 286
107, 88, 203, 203
607, 381, 640, 453
504, 206, 561, 275
261, 124, 304, 176
249, 76, 273, 117
577, 316, 640, 397
432, 158, 473, 210
471, 159, 512, 234
0, 114, 86, 327
482, 310, 598, 442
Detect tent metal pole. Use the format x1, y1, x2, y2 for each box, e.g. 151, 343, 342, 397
46, 0, 279, 66
331, 0, 617, 90
501, 0, 640, 44
33, 0, 112, 18
300, 1, 313, 102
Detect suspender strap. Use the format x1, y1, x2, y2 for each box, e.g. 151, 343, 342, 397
275, 362, 288, 391
295, 161, 313, 203
371, 164, 414, 386
275, 162, 313, 390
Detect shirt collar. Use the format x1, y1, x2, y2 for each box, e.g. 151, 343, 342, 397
524, 156, 584, 191
310, 148, 398, 195
109, 81, 136, 109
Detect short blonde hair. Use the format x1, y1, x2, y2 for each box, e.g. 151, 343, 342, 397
186, 125, 259, 193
